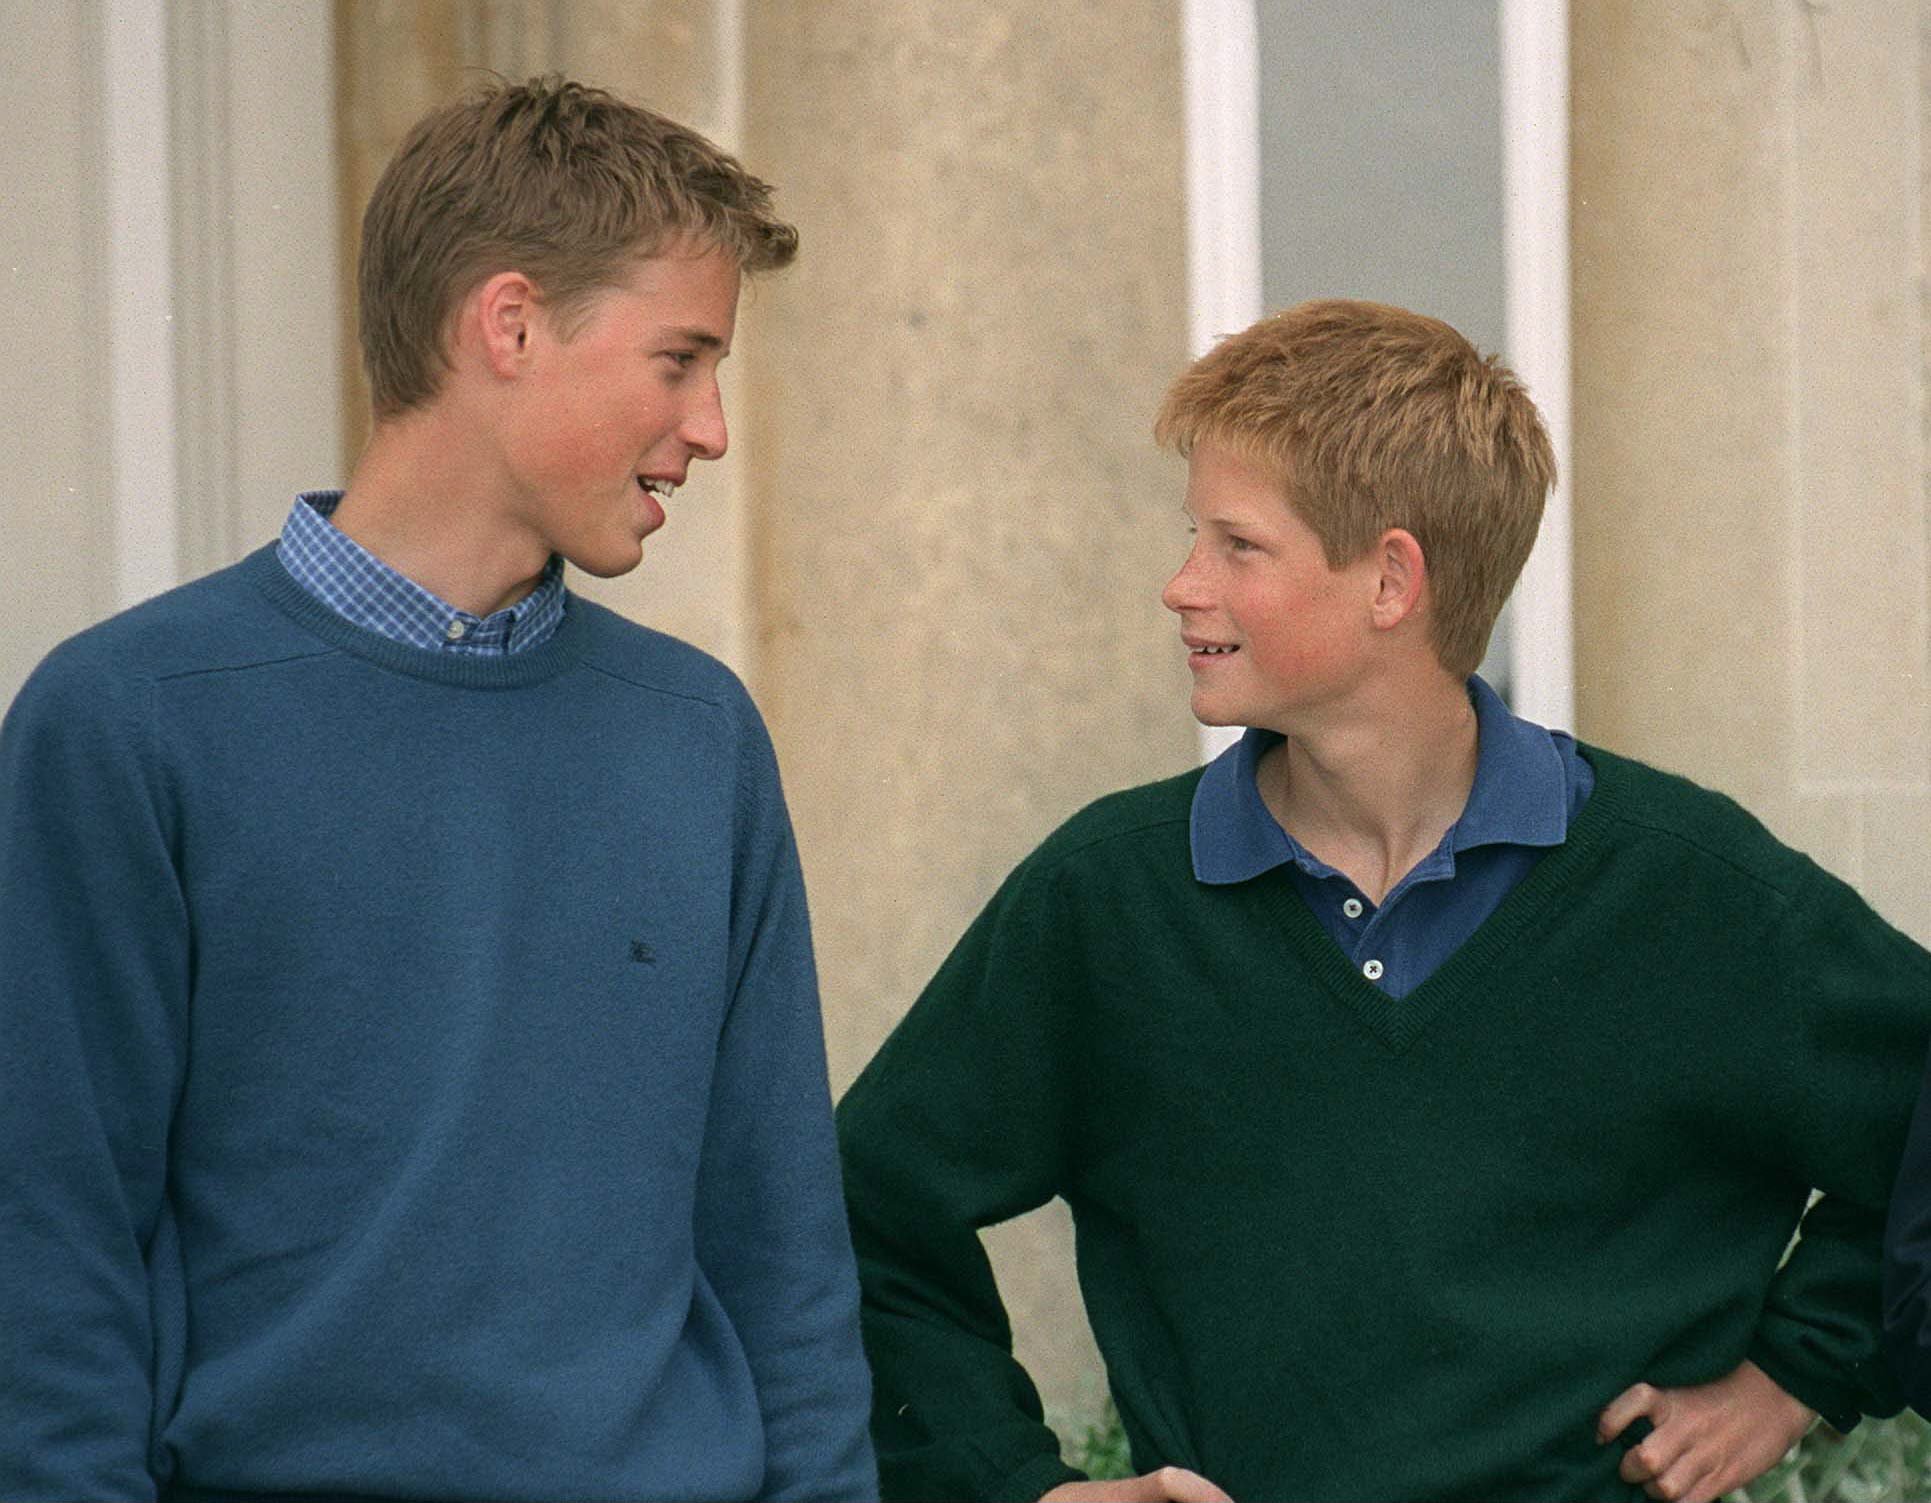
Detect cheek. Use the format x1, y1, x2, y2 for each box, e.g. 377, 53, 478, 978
1236, 582, 1354, 673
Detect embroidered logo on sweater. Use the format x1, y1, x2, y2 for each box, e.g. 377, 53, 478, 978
629, 940, 656, 964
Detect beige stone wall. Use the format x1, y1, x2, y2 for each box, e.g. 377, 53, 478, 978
1572, 2, 1931, 943
337, 0, 1194, 1429
742, 0, 1193, 1422
2, 2, 114, 705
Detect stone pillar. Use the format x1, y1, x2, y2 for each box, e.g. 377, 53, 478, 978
1571, 3, 1931, 940
742, 0, 1194, 1425
2, 1, 114, 705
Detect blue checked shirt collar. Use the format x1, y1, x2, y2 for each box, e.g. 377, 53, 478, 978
1190, 675, 1572, 885
276, 491, 565, 655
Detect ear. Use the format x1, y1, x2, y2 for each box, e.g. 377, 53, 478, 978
1368, 527, 1427, 632
470, 270, 540, 380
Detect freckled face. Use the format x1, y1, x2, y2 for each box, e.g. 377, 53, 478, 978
1160, 441, 1379, 732
503, 244, 741, 578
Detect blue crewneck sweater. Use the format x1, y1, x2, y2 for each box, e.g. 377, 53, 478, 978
0, 546, 876, 1502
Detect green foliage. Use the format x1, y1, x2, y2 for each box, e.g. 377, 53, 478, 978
1730, 1411, 1931, 1503
1064, 1397, 1133, 1483
1060, 1400, 1931, 1501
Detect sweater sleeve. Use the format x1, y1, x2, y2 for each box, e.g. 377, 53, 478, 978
1748, 860, 1931, 1433
0, 650, 187, 1500
1883, 1040, 1931, 1414
836, 856, 1087, 1503
691, 700, 877, 1503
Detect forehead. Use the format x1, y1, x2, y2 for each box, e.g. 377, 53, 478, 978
1183, 439, 1294, 515
581, 244, 742, 340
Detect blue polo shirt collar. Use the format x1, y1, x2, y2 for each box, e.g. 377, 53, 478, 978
1190, 675, 1570, 885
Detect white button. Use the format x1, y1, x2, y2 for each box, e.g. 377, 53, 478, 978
1362, 959, 1385, 982
1342, 897, 1364, 919
444, 618, 468, 641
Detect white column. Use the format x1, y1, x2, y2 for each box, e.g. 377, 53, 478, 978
102, 0, 181, 609
1183, 0, 1263, 761
1500, 0, 1575, 730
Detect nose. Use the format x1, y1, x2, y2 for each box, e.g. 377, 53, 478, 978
682, 379, 728, 462
1162, 543, 1207, 615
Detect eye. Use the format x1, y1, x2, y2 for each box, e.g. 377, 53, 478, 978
1228, 535, 1257, 553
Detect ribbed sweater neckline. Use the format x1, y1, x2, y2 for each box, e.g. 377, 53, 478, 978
243, 543, 592, 691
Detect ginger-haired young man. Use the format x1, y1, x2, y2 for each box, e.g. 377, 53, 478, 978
0, 78, 874, 1501
837, 300, 1931, 1503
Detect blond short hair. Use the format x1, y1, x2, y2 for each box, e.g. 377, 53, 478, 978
358, 75, 798, 418
1155, 300, 1555, 677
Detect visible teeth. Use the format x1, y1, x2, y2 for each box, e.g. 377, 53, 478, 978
1193, 645, 1237, 655
640, 478, 675, 498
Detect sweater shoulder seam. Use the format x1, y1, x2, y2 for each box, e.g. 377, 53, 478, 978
577, 657, 738, 713
1028, 795, 1196, 878
1599, 806, 1807, 902
152, 648, 343, 685
1586, 751, 1811, 902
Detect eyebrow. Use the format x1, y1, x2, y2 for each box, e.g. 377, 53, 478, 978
668, 327, 727, 351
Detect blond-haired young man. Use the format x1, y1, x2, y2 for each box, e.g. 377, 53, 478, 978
0, 78, 873, 1501
838, 301, 1931, 1503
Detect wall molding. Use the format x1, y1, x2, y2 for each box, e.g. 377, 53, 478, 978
1501, 0, 1576, 730
169, 0, 241, 577
103, 0, 344, 597
1182, 0, 1262, 762
102, 0, 181, 609
1182, 0, 1575, 744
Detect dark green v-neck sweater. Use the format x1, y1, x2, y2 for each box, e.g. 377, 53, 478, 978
837, 748, 1931, 1503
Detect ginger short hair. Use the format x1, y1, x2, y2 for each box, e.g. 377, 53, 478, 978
358, 75, 798, 419
1154, 300, 1555, 678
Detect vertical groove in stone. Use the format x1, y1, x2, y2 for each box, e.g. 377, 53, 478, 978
2, 1, 116, 706
1922, 0, 1931, 790
1786, 5, 1928, 790
743, 0, 1192, 1426
1572, 6, 1794, 801
335, 0, 472, 468
745, 0, 1193, 1088
1571, 2, 1930, 932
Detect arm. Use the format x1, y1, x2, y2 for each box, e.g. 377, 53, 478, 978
1041, 1472, 1233, 1503
838, 856, 1092, 1503
690, 701, 876, 1503
1743, 862, 1931, 1428
1598, 1360, 1812, 1503
0, 651, 187, 1499
1883, 1039, 1931, 1410
1602, 859, 1931, 1500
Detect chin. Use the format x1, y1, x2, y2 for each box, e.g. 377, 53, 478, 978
1189, 695, 1242, 728
563, 536, 649, 579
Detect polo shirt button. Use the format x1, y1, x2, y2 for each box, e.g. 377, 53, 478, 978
1342, 897, 1364, 919
445, 619, 468, 641
1362, 959, 1385, 982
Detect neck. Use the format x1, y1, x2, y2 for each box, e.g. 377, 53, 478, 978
331, 406, 549, 618
1257, 669, 1479, 904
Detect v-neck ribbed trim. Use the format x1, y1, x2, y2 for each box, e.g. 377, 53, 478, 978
1252, 743, 1629, 1053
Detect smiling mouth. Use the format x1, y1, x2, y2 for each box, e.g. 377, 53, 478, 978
1190, 644, 1239, 656
638, 477, 676, 499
